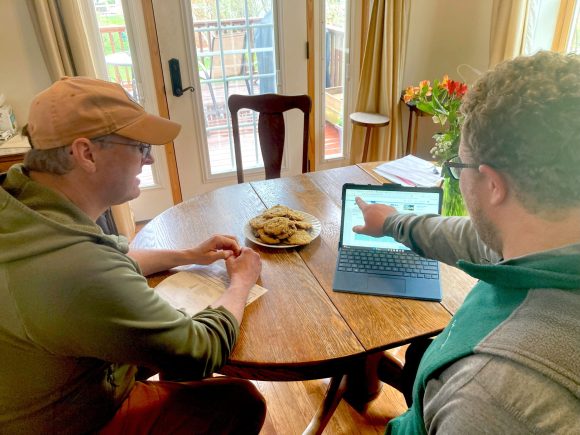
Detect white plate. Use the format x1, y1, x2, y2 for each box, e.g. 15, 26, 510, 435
244, 211, 322, 248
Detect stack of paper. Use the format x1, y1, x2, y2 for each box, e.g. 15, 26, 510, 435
373, 155, 443, 187
155, 265, 268, 315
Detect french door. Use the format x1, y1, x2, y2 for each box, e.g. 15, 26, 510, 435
152, 0, 308, 200
84, 0, 358, 218
314, 0, 361, 171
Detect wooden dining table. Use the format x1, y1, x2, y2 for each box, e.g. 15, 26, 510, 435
131, 163, 476, 434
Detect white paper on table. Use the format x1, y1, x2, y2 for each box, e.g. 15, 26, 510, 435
154, 265, 268, 316
374, 171, 415, 186
373, 155, 443, 187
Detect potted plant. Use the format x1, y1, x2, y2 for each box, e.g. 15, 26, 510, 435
403, 76, 468, 216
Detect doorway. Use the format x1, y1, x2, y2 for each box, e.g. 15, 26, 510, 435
152, 0, 308, 200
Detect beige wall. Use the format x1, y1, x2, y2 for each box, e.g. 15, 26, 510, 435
0, 1, 51, 127
403, 0, 493, 159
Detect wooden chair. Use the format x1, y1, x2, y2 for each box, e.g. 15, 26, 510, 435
228, 93, 311, 184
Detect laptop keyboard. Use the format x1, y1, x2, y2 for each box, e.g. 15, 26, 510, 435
337, 246, 439, 279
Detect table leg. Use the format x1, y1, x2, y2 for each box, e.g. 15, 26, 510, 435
303, 374, 347, 435
362, 126, 372, 162
303, 352, 387, 434
411, 111, 420, 155
343, 352, 384, 411
406, 109, 414, 155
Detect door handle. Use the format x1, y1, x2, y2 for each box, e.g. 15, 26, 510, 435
168, 58, 194, 97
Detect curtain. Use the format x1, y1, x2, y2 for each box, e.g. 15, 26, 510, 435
25, 0, 136, 240
489, 0, 530, 68
26, 0, 96, 81
350, 0, 410, 164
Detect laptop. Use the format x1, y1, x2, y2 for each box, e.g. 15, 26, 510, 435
332, 183, 443, 301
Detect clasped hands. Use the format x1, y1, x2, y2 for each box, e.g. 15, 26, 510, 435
187, 235, 261, 289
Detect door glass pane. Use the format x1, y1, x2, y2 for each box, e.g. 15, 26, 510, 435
92, 0, 154, 187
191, 0, 276, 175
323, 0, 347, 159
568, 1, 580, 53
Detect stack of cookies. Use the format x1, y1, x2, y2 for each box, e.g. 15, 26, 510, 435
249, 205, 314, 246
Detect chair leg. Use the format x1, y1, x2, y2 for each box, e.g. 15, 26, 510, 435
207, 82, 217, 116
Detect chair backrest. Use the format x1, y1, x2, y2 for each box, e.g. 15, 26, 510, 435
210, 31, 249, 80
228, 93, 311, 184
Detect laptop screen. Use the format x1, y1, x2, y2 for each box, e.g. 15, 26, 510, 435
340, 184, 442, 251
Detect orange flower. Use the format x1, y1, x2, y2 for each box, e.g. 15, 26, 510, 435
403, 85, 417, 103
403, 75, 468, 166
416, 80, 431, 97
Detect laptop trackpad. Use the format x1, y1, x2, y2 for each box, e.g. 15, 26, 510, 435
368, 276, 406, 294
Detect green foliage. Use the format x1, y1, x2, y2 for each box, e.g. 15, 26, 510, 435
191, 0, 271, 20
404, 77, 467, 165
442, 177, 467, 216
326, 0, 346, 28
96, 14, 124, 26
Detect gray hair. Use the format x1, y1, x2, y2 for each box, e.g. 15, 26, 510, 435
22, 128, 113, 175
460, 51, 580, 213
24, 146, 75, 175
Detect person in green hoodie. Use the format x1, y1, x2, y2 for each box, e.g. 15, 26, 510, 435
354, 51, 580, 433
0, 76, 266, 434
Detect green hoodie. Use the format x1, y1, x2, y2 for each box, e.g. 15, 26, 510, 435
0, 165, 239, 434
383, 212, 580, 434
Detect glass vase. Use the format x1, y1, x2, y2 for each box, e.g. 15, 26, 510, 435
442, 176, 468, 216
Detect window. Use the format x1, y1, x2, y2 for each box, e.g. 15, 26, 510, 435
524, 0, 580, 54
85, 0, 155, 187
191, 0, 277, 176
567, 0, 580, 53
323, 0, 348, 160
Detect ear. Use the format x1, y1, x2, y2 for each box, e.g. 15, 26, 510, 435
69, 138, 98, 173
478, 164, 508, 206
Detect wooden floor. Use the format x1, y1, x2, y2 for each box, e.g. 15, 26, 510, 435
255, 378, 407, 434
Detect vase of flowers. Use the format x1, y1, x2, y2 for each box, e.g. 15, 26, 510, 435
404, 76, 469, 216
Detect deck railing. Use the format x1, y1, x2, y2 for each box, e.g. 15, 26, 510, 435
326, 25, 344, 89
99, 21, 344, 96
99, 25, 134, 94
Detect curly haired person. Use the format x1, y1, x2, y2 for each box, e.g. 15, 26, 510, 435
356, 51, 580, 434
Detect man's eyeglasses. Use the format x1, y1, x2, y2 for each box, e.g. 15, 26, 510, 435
95, 139, 153, 160
443, 155, 479, 180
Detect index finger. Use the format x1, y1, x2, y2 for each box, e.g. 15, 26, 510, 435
215, 235, 241, 254
355, 196, 368, 210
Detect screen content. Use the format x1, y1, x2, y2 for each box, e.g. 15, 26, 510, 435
342, 188, 440, 250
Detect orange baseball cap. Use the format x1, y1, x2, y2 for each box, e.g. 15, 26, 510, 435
27, 76, 181, 149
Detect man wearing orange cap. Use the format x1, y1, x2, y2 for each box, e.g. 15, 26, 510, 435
0, 77, 265, 434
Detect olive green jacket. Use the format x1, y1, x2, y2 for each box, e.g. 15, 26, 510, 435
0, 165, 239, 434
